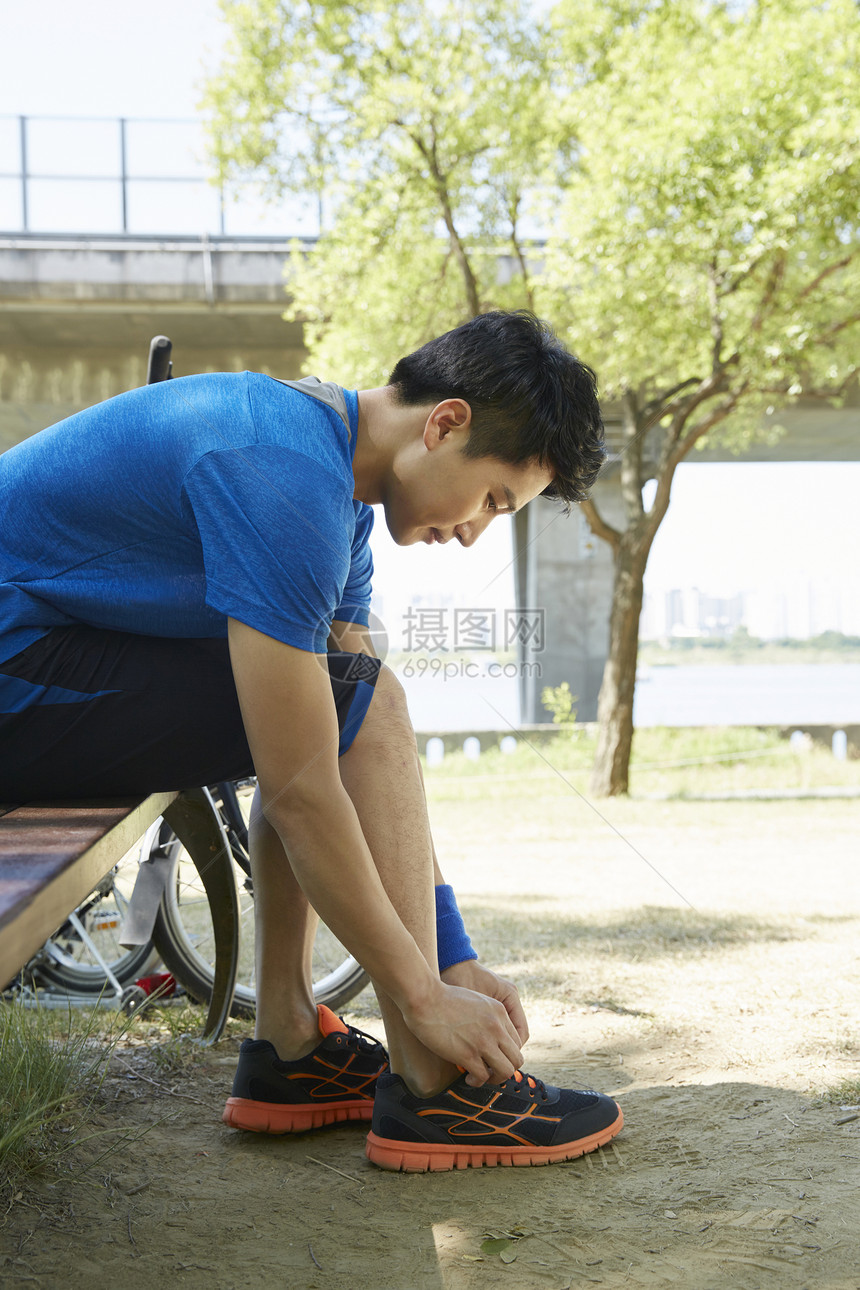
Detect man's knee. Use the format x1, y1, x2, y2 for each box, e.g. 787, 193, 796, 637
353, 663, 415, 750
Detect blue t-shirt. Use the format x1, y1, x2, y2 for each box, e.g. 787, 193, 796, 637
0, 372, 374, 663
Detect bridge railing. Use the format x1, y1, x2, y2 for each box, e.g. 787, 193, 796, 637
0, 115, 320, 239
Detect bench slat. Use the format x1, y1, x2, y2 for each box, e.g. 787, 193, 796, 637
0, 793, 176, 990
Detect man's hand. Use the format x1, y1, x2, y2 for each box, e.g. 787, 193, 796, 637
441, 960, 529, 1049
404, 979, 524, 1088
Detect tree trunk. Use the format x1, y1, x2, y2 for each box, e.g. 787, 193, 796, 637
589, 533, 650, 797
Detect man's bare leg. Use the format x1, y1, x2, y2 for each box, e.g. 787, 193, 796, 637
337, 667, 458, 1096
248, 790, 321, 1059
248, 665, 456, 1093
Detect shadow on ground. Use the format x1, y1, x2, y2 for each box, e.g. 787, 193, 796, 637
2, 1072, 858, 1290
460, 898, 851, 965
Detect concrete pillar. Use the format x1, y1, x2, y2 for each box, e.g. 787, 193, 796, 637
515, 473, 623, 723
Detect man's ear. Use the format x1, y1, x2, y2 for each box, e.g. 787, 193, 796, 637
423, 398, 472, 450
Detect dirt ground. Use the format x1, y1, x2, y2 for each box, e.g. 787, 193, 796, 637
2, 795, 859, 1290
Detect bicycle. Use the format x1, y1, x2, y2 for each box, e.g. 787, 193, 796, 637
148, 778, 368, 1017
10, 826, 161, 1007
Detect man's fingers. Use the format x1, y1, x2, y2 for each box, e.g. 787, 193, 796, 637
475, 1000, 522, 1083
494, 997, 521, 1043
478, 1030, 524, 1087
461, 1022, 522, 1088
503, 990, 529, 1046
438, 963, 533, 1050
465, 1039, 522, 1088
467, 1057, 516, 1087
405, 982, 525, 1087
502, 1033, 524, 1074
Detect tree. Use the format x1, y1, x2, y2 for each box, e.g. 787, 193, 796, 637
540, 0, 860, 793
204, 0, 553, 382
205, 0, 860, 796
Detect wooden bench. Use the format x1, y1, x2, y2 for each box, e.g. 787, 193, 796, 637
0, 789, 240, 1041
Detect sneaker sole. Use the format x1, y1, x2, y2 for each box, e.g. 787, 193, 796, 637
223, 1095, 375, 1134
365, 1105, 623, 1171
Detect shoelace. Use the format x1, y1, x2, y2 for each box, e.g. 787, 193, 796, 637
509, 1071, 549, 1100
343, 1021, 387, 1060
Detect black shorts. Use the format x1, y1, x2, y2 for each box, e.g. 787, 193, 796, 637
0, 626, 382, 800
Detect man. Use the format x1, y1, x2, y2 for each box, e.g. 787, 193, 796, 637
0, 310, 622, 1170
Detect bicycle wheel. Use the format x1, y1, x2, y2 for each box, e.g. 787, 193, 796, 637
151, 784, 368, 1017
31, 835, 160, 995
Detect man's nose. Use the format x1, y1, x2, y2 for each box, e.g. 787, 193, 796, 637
455, 513, 493, 546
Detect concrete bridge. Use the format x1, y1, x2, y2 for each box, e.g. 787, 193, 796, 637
2, 232, 857, 718
0, 233, 310, 445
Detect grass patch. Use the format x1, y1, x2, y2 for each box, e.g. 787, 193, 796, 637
422, 725, 860, 799
824, 1075, 860, 1105
0, 997, 126, 1192
639, 639, 860, 666
142, 1002, 213, 1075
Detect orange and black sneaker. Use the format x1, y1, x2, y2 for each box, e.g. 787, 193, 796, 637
222, 1004, 388, 1134
365, 1070, 623, 1171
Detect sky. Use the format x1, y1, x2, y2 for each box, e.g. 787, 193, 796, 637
0, 0, 224, 119
2, 0, 857, 636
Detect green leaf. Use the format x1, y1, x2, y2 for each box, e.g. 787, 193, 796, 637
481, 1237, 514, 1258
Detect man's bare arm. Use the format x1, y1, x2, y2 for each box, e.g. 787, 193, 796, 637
227, 618, 523, 1082
329, 617, 528, 1045
327, 618, 377, 656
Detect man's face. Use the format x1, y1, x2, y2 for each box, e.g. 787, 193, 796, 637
383, 401, 554, 547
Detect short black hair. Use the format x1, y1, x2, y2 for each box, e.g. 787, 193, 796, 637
388, 311, 605, 506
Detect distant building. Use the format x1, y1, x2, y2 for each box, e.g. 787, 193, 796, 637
643, 580, 860, 642
697, 591, 744, 636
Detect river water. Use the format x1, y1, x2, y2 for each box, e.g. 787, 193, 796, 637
399, 663, 860, 732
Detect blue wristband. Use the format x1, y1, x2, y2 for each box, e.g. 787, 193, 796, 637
435, 883, 478, 973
